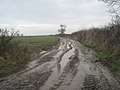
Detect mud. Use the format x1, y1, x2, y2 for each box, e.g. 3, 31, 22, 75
0, 38, 120, 90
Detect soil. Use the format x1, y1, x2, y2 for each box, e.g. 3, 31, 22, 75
0, 38, 120, 90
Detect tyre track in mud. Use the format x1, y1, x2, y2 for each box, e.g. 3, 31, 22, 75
73, 40, 120, 90
39, 39, 76, 90
82, 75, 100, 90
0, 38, 73, 90
0, 50, 56, 90
49, 48, 79, 90
0, 38, 120, 90
56, 39, 120, 90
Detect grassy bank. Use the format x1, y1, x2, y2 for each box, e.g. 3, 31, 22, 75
71, 25, 120, 72
0, 35, 59, 77
83, 43, 120, 72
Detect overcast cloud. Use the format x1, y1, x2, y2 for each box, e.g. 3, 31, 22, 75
0, 0, 111, 35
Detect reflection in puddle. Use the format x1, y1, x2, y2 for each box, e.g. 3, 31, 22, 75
1, 39, 120, 90
40, 40, 76, 90
60, 45, 75, 74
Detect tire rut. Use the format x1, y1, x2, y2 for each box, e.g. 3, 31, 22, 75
82, 75, 100, 90
49, 49, 79, 90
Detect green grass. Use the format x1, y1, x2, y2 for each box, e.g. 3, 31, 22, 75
95, 49, 120, 72
0, 56, 27, 76
81, 41, 120, 72
14, 35, 59, 51
15, 36, 58, 50
14, 36, 58, 44
0, 35, 59, 77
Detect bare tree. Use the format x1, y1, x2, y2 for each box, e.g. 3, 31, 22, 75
100, 0, 120, 24
58, 25, 66, 35
0, 28, 19, 58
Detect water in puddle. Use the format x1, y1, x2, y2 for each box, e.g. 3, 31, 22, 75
60, 45, 75, 73
40, 43, 76, 90
27, 52, 49, 69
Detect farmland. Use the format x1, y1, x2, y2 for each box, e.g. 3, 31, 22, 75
14, 35, 59, 50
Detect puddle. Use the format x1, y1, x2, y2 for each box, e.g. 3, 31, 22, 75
40, 41, 76, 90
40, 51, 47, 55
28, 60, 38, 69
60, 45, 75, 73
27, 52, 50, 69
1, 38, 120, 90
58, 39, 67, 50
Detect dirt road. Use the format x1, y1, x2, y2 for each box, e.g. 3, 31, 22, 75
0, 38, 120, 90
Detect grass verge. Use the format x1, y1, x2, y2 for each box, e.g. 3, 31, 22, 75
82, 42, 120, 72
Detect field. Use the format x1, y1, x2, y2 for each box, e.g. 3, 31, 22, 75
0, 36, 59, 77
14, 35, 59, 51
15, 36, 58, 44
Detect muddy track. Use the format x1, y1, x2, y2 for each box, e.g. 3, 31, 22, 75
0, 38, 120, 90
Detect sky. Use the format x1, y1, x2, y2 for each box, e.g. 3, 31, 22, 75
0, 0, 111, 36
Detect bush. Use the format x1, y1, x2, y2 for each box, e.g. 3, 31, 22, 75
0, 28, 29, 77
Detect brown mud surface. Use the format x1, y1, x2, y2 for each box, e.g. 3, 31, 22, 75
0, 38, 120, 90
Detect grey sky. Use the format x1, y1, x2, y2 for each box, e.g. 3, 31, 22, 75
0, 0, 111, 35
